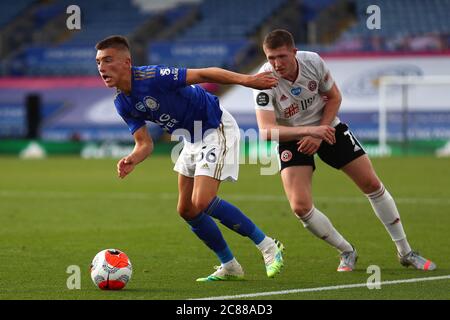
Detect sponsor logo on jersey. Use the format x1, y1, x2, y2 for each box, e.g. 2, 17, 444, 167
159, 67, 180, 81
154, 113, 179, 132
256, 92, 270, 106
159, 68, 171, 76
135, 102, 146, 112
144, 96, 159, 111
300, 97, 315, 110
291, 87, 302, 96
284, 103, 300, 118
308, 80, 317, 91
171, 68, 179, 81
281, 150, 293, 162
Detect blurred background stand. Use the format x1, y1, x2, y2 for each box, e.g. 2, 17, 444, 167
25, 93, 41, 140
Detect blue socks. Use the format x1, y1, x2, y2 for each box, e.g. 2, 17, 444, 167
205, 197, 266, 245
185, 197, 266, 265
186, 212, 233, 264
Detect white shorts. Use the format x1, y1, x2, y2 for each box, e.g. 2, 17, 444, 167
173, 108, 240, 182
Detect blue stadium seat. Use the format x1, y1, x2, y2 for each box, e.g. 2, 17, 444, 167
5, 0, 163, 76
0, 0, 34, 28
319, 0, 450, 52
149, 0, 290, 69
350, 0, 450, 37
178, 0, 289, 41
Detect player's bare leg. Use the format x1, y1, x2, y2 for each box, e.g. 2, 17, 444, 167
341, 155, 381, 194
191, 175, 221, 213
281, 166, 357, 271
177, 174, 196, 219
342, 155, 436, 270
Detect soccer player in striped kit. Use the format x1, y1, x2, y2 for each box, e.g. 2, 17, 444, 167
253, 29, 436, 272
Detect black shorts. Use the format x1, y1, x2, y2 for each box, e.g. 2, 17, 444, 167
278, 123, 366, 171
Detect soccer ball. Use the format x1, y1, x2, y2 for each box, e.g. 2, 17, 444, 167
90, 249, 132, 290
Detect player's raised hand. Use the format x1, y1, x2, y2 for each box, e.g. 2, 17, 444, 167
117, 156, 135, 179
246, 71, 278, 90
307, 125, 336, 145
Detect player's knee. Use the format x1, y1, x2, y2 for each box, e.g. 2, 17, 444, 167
290, 201, 313, 217
361, 178, 382, 194
177, 203, 198, 220
191, 197, 212, 213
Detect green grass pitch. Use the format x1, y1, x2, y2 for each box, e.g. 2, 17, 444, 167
0, 155, 449, 300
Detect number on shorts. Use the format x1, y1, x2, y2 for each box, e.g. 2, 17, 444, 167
344, 130, 356, 146
199, 146, 217, 163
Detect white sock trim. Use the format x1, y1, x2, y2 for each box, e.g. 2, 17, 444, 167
222, 258, 238, 268
366, 184, 386, 200
298, 207, 315, 222
256, 236, 274, 252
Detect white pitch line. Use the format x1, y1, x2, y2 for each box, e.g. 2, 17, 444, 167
1, 190, 450, 205
191, 275, 450, 300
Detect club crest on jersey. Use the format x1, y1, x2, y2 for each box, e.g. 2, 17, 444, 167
144, 96, 159, 111
135, 102, 146, 112
281, 150, 293, 162
291, 87, 302, 96
308, 81, 317, 91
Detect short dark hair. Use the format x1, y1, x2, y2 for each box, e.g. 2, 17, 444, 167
95, 35, 130, 51
263, 29, 295, 49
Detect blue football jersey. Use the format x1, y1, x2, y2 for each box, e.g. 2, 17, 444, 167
114, 65, 223, 142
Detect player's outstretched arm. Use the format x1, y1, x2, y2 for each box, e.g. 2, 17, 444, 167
256, 109, 336, 144
186, 68, 278, 90
117, 125, 153, 179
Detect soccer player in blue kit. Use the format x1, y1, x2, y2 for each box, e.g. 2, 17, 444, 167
95, 35, 336, 281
